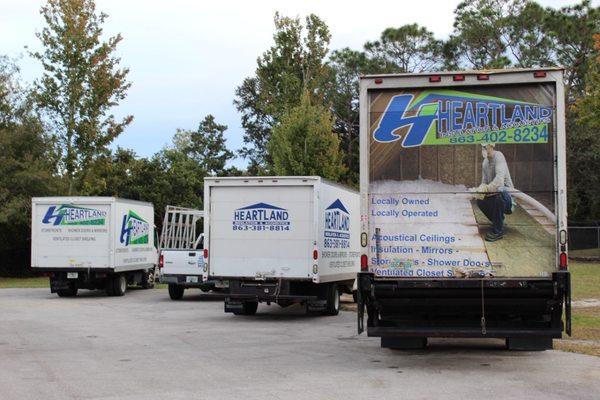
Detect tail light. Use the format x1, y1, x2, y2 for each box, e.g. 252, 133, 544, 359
429, 75, 441, 83
313, 249, 318, 260
360, 254, 368, 271
477, 74, 489, 81
453, 74, 465, 81
559, 252, 568, 270
158, 254, 164, 269
534, 71, 547, 78
203, 248, 208, 259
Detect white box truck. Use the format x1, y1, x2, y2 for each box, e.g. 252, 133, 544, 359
31, 197, 157, 297
357, 68, 571, 350
203, 176, 360, 315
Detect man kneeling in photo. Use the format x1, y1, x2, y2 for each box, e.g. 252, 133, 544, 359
471, 143, 514, 242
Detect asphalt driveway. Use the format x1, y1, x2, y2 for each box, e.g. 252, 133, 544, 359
1, 288, 599, 400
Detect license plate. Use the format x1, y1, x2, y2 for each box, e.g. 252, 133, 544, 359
186, 276, 198, 283
67, 272, 78, 279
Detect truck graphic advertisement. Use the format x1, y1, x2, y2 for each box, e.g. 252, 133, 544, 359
368, 84, 557, 278
120, 210, 150, 246
357, 70, 570, 350
42, 205, 107, 226
324, 199, 350, 249
232, 202, 290, 231
373, 89, 552, 147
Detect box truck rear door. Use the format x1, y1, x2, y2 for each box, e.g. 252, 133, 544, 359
209, 185, 314, 279
34, 202, 111, 269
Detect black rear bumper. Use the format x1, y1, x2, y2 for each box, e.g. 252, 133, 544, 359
159, 274, 217, 289
357, 272, 571, 339
225, 279, 320, 303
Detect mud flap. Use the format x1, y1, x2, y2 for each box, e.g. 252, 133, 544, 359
564, 272, 571, 336
357, 272, 373, 335
357, 287, 364, 334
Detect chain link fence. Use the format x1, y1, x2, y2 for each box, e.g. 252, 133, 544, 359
569, 223, 600, 259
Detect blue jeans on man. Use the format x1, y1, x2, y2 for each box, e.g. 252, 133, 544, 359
476, 190, 513, 240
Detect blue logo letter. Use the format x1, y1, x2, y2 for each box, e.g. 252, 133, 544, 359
373, 95, 436, 147
42, 206, 62, 225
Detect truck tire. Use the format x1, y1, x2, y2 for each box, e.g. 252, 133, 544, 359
112, 274, 127, 296
141, 268, 155, 289
57, 285, 78, 297
233, 301, 258, 315
324, 283, 340, 316
168, 284, 185, 300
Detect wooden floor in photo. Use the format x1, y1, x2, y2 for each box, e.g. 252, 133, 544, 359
472, 200, 556, 277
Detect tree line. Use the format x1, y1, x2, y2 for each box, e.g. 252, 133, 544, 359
1, 0, 599, 275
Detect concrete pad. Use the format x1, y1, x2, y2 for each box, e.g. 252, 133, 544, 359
1, 288, 599, 400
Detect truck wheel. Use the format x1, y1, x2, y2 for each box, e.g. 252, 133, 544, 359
57, 285, 78, 297
112, 274, 127, 296
141, 268, 155, 289
168, 284, 185, 300
233, 301, 258, 315
324, 284, 340, 316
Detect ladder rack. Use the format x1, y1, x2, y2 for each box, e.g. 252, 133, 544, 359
159, 205, 204, 250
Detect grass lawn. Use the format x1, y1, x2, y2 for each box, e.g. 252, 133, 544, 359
569, 260, 600, 300
556, 306, 600, 357
0, 276, 167, 289
0, 276, 49, 288
570, 248, 600, 259
555, 260, 600, 357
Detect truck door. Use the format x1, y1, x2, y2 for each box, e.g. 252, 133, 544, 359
209, 185, 314, 279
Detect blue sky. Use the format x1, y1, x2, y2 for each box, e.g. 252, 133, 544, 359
0, 0, 592, 168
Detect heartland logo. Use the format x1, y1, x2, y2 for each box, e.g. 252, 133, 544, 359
324, 199, 350, 240
42, 205, 107, 226
373, 89, 552, 147
233, 202, 290, 227
120, 210, 149, 246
